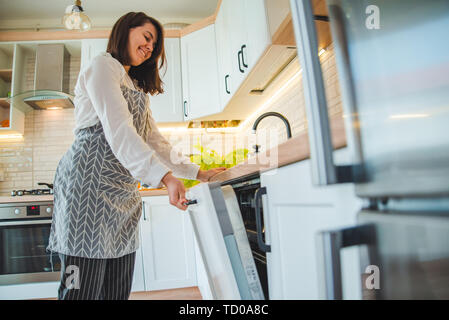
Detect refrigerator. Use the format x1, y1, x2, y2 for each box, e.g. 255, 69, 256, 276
290, 0, 449, 299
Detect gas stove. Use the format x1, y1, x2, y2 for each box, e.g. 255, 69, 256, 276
11, 189, 54, 197
11, 182, 54, 197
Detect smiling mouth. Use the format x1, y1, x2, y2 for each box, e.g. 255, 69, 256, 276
139, 48, 150, 59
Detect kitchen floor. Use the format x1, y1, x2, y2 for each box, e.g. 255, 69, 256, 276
129, 287, 202, 300
38, 286, 203, 300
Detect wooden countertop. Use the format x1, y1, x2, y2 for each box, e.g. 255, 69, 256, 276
210, 115, 347, 183
0, 189, 169, 204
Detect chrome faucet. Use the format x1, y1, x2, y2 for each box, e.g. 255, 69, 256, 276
251, 112, 292, 153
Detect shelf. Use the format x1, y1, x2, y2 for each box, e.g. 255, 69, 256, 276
0, 97, 10, 109
0, 69, 12, 82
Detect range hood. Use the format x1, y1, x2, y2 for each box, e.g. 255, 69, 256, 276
22, 44, 74, 110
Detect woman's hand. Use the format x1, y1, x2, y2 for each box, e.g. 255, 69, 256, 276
161, 172, 188, 211
196, 168, 227, 183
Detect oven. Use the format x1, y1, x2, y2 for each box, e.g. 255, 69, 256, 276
0, 201, 60, 285
227, 174, 270, 299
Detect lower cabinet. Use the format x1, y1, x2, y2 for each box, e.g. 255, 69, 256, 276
260, 149, 364, 299
140, 196, 197, 291
131, 235, 146, 292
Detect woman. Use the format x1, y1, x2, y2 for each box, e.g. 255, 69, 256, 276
47, 12, 225, 300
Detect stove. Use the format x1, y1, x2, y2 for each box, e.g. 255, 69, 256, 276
11, 182, 54, 197
11, 189, 54, 196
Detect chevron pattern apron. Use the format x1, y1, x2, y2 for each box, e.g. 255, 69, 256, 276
48, 85, 151, 259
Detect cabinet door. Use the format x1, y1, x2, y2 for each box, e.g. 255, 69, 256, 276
261, 149, 363, 299
131, 224, 146, 292
80, 38, 108, 72
244, 0, 271, 69
227, 0, 248, 91
215, 0, 234, 109
141, 196, 197, 291
225, 0, 271, 94
180, 24, 221, 120
150, 38, 184, 123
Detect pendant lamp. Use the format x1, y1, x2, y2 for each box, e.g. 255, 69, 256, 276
62, 0, 91, 31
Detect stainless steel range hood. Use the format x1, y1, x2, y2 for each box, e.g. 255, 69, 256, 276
22, 44, 74, 110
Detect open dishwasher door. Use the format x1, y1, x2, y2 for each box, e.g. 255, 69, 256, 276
187, 182, 265, 300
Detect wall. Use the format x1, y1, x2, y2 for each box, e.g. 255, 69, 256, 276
0, 44, 343, 196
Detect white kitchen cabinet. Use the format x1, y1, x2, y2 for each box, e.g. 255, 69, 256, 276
80, 38, 109, 72
81, 38, 184, 123
149, 38, 184, 123
214, 0, 234, 109
131, 225, 146, 292
216, 0, 271, 104
260, 148, 363, 299
140, 196, 197, 291
180, 24, 221, 120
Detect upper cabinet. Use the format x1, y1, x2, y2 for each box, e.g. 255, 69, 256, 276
230, 0, 271, 90
214, 0, 234, 109
215, 0, 271, 110
180, 24, 221, 121
80, 38, 109, 72
150, 38, 184, 123
81, 38, 185, 123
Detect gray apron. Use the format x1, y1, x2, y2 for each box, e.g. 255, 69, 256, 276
48, 85, 151, 259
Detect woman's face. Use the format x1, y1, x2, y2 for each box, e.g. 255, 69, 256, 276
127, 22, 158, 67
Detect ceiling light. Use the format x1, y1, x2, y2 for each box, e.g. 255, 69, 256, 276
62, 0, 91, 31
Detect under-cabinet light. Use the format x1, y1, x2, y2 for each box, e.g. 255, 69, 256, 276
0, 134, 23, 140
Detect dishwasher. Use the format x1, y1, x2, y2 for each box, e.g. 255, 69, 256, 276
186, 177, 266, 300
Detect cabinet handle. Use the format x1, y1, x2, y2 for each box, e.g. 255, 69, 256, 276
241, 44, 248, 68
225, 75, 230, 94
183, 100, 188, 118
316, 224, 378, 300
238, 50, 245, 73
142, 201, 147, 221
254, 187, 271, 253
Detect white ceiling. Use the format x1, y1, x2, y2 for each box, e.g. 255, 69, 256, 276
0, 0, 219, 31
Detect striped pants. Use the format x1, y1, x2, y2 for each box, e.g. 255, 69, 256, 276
57, 252, 136, 300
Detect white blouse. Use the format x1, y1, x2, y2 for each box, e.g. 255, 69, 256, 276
73, 52, 199, 188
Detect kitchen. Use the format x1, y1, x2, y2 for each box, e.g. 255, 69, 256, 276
0, 0, 448, 301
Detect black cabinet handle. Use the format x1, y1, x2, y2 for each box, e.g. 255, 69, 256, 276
254, 187, 271, 253
225, 75, 230, 94
241, 44, 248, 68
238, 50, 244, 73
142, 201, 147, 221
183, 100, 188, 118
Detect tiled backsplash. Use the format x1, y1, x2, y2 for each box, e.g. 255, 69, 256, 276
0, 44, 343, 196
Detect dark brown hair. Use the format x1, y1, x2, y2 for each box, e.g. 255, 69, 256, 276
107, 12, 166, 95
